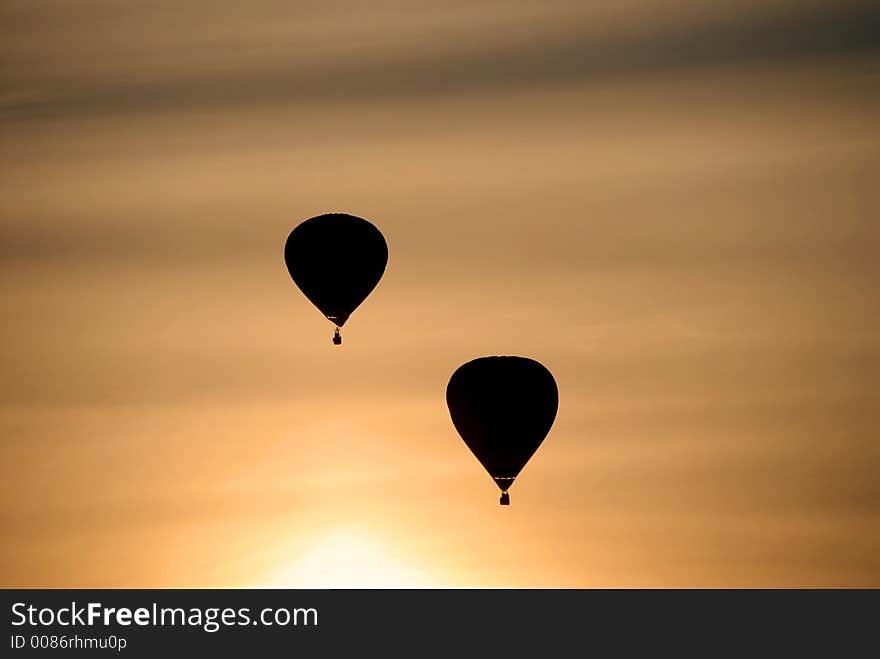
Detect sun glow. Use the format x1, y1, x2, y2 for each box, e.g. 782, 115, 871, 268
266, 528, 439, 588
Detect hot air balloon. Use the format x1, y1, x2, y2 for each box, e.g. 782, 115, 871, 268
446, 356, 558, 505
284, 213, 388, 345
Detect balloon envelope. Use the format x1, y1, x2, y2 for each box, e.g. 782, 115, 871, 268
284, 213, 388, 328
446, 356, 558, 497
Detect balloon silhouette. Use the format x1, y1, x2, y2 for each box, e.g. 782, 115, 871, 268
284, 213, 388, 345
446, 356, 558, 505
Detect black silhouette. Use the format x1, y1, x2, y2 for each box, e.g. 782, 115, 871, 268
284, 213, 388, 345
446, 356, 558, 505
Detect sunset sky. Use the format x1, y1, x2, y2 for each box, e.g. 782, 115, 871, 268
2, 0, 878, 587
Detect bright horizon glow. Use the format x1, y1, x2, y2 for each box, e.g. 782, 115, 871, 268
263, 528, 440, 589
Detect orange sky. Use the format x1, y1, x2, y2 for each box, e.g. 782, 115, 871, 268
1, 0, 879, 587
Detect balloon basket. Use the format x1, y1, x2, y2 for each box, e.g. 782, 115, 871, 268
332, 328, 342, 346
500, 492, 510, 506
